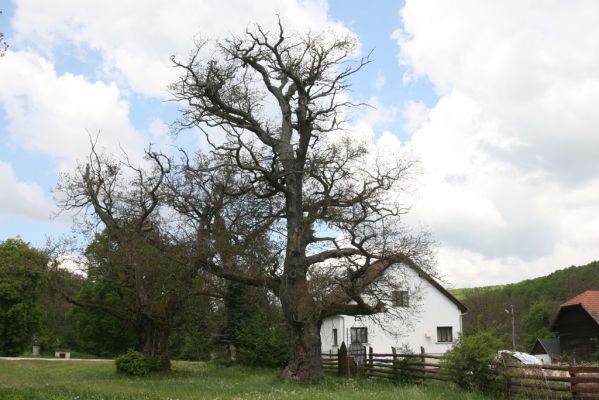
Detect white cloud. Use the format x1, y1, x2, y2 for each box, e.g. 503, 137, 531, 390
395, 0, 599, 286
148, 118, 172, 148
373, 70, 386, 90
0, 50, 147, 171
355, 96, 400, 130
402, 100, 429, 134
0, 161, 53, 220
437, 238, 599, 288
12, 0, 348, 98
396, 0, 599, 184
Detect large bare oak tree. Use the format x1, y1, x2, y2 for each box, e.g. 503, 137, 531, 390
169, 21, 435, 382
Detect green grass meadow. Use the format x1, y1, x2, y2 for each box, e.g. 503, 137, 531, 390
0, 359, 492, 400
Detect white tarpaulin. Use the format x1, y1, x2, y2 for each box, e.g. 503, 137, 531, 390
497, 350, 543, 366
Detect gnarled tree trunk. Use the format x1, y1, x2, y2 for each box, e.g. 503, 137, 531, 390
137, 316, 171, 372
279, 282, 323, 382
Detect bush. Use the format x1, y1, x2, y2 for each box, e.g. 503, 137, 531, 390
441, 332, 503, 393
591, 338, 599, 364
115, 349, 160, 376
393, 344, 424, 385
235, 311, 288, 368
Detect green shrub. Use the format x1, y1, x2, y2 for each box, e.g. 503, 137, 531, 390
441, 332, 503, 393
591, 338, 599, 364
235, 311, 288, 368
393, 344, 424, 385
115, 349, 160, 376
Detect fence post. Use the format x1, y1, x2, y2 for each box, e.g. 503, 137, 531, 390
505, 368, 512, 399
338, 342, 349, 378
420, 346, 426, 384
392, 346, 398, 383
368, 346, 373, 377
569, 357, 577, 399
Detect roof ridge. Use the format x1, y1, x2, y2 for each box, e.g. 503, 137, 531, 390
558, 290, 599, 326
560, 290, 599, 307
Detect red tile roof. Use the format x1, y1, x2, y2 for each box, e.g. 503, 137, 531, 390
560, 290, 599, 324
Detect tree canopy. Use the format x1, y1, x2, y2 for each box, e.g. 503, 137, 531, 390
0, 238, 47, 356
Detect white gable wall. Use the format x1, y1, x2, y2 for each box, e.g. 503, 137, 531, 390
321, 266, 464, 355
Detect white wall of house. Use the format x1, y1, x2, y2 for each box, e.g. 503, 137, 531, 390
321, 265, 465, 356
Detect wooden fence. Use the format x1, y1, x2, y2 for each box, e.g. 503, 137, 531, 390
322, 343, 599, 399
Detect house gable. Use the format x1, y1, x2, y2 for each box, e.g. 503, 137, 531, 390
530, 337, 560, 360
550, 290, 599, 360
409, 264, 468, 313
551, 290, 599, 331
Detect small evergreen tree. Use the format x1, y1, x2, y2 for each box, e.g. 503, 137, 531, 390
393, 344, 424, 385
222, 281, 288, 367
235, 310, 288, 368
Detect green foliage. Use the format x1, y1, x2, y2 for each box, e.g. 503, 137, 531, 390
458, 260, 599, 352
0, 238, 47, 356
169, 294, 215, 361
115, 349, 148, 376
36, 268, 84, 356
76, 228, 192, 368
591, 338, 599, 363
218, 281, 288, 367
522, 301, 554, 351
69, 281, 137, 357
115, 349, 161, 376
442, 332, 503, 393
450, 285, 505, 302
235, 311, 288, 368
169, 329, 212, 361
393, 344, 424, 385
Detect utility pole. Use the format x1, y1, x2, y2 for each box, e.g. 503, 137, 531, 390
505, 305, 515, 350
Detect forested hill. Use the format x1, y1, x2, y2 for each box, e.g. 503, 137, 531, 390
452, 260, 599, 352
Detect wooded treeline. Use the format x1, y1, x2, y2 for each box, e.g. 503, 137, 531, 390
0, 237, 288, 366
458, 260, 599, 352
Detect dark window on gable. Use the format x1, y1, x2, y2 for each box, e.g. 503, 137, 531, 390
332, 328, 338, 346
350, 327, 368, 344
392, 290, 409, 307
437, 326, 453, 343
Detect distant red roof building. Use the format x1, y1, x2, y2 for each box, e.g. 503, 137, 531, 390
559, 290, 599, 324
551, 290, 599, 361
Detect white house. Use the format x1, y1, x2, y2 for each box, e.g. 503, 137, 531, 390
321, 264, 468, 355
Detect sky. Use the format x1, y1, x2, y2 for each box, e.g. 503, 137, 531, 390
1, 0, 599, 288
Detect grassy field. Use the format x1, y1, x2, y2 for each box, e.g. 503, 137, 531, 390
449, 284, 505, 301
0, 359, 492, 400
